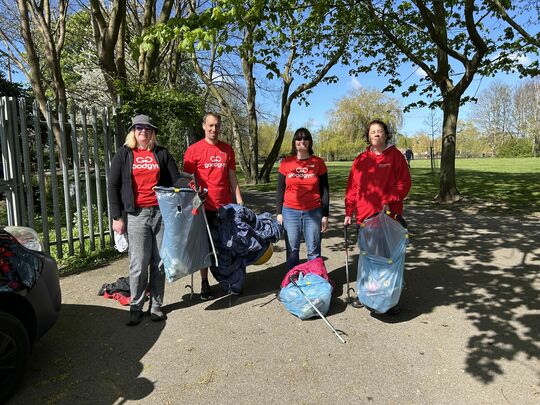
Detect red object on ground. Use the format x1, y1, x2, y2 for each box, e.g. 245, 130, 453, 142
103, 291, 131, 306
280, 257, 334, 289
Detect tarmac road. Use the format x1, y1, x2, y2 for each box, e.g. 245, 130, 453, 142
8, 192, 540, 404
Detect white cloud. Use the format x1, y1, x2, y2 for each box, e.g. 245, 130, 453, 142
210, 71, 235, 85
490, 52, 533, 66
512, 53, 532, 65
349, 77, 362, 90
415, 67, 428, 78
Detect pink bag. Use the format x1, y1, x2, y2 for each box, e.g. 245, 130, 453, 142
280, 257, 334, 290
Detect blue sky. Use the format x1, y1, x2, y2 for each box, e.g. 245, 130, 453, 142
276, 61, 533, 138
277, 5, 539, 139
4, 26, 534, 140
6, 55, 531, 139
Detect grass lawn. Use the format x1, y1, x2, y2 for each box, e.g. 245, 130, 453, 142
2, 157, 537, 273
241, 157, 540, 213
408, 158, 540, 213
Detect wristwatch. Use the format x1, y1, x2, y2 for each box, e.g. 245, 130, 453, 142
113, 215, 122, 221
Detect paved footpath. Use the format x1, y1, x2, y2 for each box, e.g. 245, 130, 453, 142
9, 192, 540, 405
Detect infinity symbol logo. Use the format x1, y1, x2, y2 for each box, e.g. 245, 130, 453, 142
210, 155, 222, 162
295, 167, 308, 174
135, 156, 153, 163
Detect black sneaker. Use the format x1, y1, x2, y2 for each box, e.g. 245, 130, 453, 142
200, 279, 214, 301
127, 310, 143, 326
351, 297, 364, 308
150, 308, 167, 322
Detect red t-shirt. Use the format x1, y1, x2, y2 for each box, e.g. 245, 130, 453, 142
278, 155, 327, 211
131, 149, 160, 207
183, 139, 236, 211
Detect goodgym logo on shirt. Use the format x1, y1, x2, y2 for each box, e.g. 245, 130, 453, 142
288, 166, 316, 178
204, 155, 228, 169
133, 156, 159, 170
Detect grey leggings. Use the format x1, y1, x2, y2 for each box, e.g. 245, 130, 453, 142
127, 207, 165, 311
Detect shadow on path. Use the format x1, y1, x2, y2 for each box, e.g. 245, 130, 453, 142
307, 195, 540, 385
399, 206, 540, 384
10, 190, 539, 403
210, 191, 540, 385
9, 304, 165, 404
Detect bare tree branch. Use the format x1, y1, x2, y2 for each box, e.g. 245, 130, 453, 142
491, 0, 540, 48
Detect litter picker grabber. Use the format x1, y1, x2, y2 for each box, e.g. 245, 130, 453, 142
196, 206, 219, 303
344, 225, 355, 305
189, 174, 219, 269
201, 206, 219, 268
289, 275, 346, 344
180, 172, 219, 301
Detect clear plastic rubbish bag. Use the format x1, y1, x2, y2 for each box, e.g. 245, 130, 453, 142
357, 211, 408, 314
155, 187, 213, 283
114, 232, 128, 252
279, 272, 332, 320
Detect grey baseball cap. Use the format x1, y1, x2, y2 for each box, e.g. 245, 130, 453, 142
128, 114, 158, 132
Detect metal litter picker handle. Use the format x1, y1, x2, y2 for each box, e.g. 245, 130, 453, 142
344, 225, 355, 304
187, 171, 219, 268
289, 276, 346, 344
177, 172, 219, 300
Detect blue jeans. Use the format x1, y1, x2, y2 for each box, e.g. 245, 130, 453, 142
282, 206, 323, 270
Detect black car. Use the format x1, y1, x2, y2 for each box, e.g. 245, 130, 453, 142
0, 226, 61, 402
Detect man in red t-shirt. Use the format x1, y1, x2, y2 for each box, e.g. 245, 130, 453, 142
183, 112, 244, 299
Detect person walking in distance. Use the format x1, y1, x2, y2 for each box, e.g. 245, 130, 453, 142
405, 148, 414, 167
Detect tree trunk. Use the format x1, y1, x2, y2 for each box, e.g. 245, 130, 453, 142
16, 0, 70, 156
115, 11, 127, 88
137, 0, 175, 85
241, 28, 258, 185
89, 0, 127, 102
257, 37, 346, 184
259, 81, 292, 183
223, 105, 252, 183
437, 93, 461, 203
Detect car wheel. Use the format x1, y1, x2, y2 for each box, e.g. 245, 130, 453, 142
0, 311, 30, 403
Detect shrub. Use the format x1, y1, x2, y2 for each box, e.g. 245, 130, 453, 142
118, 84, 204, 162
497, 138, 532, 158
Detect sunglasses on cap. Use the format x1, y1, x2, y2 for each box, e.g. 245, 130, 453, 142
134, 125, 154, 131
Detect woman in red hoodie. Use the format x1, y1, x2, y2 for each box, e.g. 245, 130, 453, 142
344, 119, 411, 309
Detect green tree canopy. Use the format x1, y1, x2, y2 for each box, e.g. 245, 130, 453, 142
0, 70, 26, 97
317, 88, 403, 160
118, 83, 204, 162
350, 0, 533, 202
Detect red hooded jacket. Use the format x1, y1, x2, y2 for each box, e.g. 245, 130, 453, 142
345, 144, 411, 223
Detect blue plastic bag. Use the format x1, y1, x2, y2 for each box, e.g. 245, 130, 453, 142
279, 273, 332, 320
357, 212, 408, 314
155, 187, 213, 283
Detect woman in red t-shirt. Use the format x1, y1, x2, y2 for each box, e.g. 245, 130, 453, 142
276, 128, 329, 270
109, 114, 186, 326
